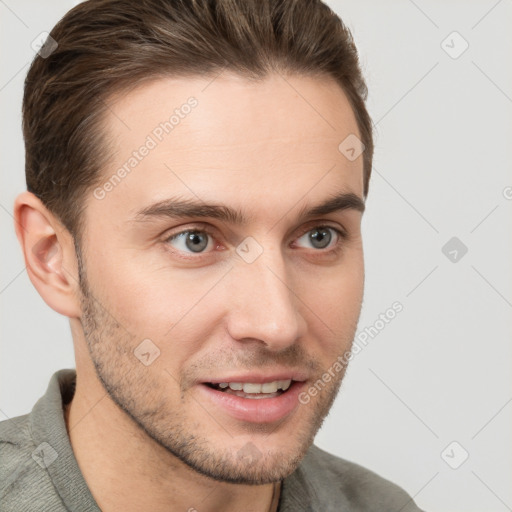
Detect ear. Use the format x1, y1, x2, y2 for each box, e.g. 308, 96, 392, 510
13, 191, 82, 318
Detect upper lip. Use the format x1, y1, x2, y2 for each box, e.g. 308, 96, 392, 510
201, 370, 309, 384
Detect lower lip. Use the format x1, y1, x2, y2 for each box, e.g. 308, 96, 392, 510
197, 381, 306, 424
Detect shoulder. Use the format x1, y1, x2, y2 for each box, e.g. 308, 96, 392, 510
0, 413, 67, 511
288, 444, 425, 512
0, 412, 36, 484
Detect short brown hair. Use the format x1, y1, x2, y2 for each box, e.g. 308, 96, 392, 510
23, 0, 373, 241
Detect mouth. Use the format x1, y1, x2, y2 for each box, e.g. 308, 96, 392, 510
204, 379, 292, 399
198, 376, 306, 423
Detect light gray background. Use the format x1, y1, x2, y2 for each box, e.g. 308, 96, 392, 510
1, 1, 511, 511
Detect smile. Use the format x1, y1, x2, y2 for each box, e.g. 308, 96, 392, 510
199, 378, 306, 423
206, 380, 292, 399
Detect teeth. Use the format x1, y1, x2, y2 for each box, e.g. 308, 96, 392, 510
243, 383, 262, 393
261, 381, 278, 393
216, 379, 292, 394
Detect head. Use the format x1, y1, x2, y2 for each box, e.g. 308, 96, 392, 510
15, 0, 373, 485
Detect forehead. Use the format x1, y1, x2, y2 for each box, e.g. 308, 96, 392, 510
90, 72, 364, 224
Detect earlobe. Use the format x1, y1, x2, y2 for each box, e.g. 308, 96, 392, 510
13, 191, 82, 318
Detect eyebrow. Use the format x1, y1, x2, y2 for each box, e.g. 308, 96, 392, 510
132, 191, 365, 225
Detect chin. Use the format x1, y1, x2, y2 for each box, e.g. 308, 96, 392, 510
179, 444, 309, 485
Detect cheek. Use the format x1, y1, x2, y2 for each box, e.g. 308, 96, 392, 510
306, 252, 364, 319
90, 249, 226, 355
304, 257, 364, 358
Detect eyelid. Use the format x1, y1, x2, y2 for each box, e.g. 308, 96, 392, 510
163, 222, 215, 242
295, 221, 347, 240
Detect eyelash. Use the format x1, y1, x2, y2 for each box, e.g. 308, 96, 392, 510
162, 223, 348, 260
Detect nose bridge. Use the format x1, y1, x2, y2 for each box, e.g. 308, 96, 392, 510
226, 241, 304, 348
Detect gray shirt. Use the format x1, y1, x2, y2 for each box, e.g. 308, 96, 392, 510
0, 369, 424, 511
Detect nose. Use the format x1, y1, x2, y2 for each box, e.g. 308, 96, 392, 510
225, 245, 307, 351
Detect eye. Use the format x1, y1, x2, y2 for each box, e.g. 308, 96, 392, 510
294, 226, 344, 251
165, 229, 215, 254
163, 224, 346, 258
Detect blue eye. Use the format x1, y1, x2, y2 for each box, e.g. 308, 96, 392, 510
295, 226, 342, 250
166, 230, 213, 254
164, 225, 345, 257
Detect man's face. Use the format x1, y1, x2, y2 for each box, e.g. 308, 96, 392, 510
77, 72, 365, 484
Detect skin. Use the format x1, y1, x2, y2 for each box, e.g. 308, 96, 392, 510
14, 72, 365, 512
